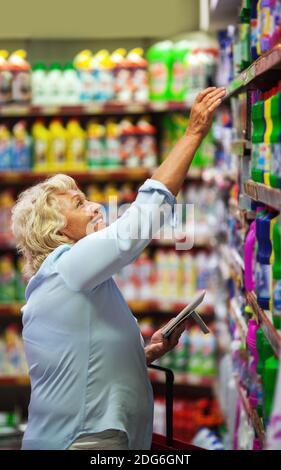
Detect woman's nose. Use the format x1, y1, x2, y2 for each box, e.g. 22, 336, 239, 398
84, 202, 101, 216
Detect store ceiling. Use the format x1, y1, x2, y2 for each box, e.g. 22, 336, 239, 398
0, 0, 199, 40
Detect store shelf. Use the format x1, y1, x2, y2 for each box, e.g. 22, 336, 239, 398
226, 44, 281, 98
0, 303, 23, 316
220, 244, 245, 277
235, 376, 265, 448
151, 236, 215, 250
244, 180, 281, 211
246, 291, 281, 357
0, 167, 154, 185
149, 369, 215, 388
0, 235, 16, 249
0, 101, 189, 118
129, 299, 214, 317
229, 298, 248, 342
0, 300, 214, 319
229, 200, 256, 225
0, 376, 29, 386
231, 139, 252, 156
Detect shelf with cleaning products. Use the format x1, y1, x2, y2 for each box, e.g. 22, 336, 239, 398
225, 44, 281, 99
235, 376, 266, 449
0, 101, 189, 118
244, 180, 281, 212
245, 292, 281, 358
0, 300, 215, 318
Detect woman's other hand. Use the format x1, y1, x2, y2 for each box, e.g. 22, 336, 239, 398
145, 320, 189, 365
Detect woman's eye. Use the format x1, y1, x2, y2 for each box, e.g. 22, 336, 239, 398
76, 200, 83, 208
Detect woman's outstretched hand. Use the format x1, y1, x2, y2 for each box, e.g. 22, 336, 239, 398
187, 87, 226, 140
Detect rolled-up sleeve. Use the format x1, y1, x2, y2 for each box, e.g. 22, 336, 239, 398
55, 179, 176, 292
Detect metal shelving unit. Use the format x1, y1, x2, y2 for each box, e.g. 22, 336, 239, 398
235, 377, 266, 448
246, 292, 281, 358
244, 180, 281, 211
226, 44, 281, 99
0, 101, 189, 118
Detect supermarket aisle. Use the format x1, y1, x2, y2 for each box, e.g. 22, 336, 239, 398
0, 0, 281, 453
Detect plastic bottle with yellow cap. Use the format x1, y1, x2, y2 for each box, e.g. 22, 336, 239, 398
8, 50, 31, 103
73, 50, 94, 102
0, 50, 12, 104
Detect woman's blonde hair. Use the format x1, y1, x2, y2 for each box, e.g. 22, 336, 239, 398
11, 174, 79, 279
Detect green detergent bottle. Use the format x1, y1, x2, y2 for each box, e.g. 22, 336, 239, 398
263, 354, 279, 424
251, 95, 265, 183
170, 41, 190, 102
272, 220, 281, 329
147, 41, 173, 101
270, 86, 281, 189
257, 333, 275, 421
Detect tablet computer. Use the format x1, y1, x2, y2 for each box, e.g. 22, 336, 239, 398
161, 290, 209, 339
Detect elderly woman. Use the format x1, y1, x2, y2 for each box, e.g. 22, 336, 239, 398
12, 87, 225, 450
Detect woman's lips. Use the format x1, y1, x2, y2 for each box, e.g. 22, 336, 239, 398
86, 214, 105, 234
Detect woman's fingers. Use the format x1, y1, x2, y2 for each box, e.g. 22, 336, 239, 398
196, 87, 217, 103
197, 87, 225, 104
208, 98, 223, 113
203, 88, 226, 105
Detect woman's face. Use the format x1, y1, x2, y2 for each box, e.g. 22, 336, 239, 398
56, 189, 106, 241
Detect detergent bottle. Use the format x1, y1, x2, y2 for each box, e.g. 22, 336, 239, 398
86, 120, 106, 168
0, 190, 14, 244
244, 219, 257, 292
263, 352, 279, 424
31, 62, 48, 105
32, 120, 50, 172
91, 50, 114, 101
0, 124, 12, 170
11, 121, 31, 170
46, 62, 63, 105
260, 0, 271, 53
170, 41, 190, 102
8, 50, 31, 103
0, 50, 12, 104
246, 317, 260, 408
127, 48, 148, 103
256, 211, 279, 310
98, 51, 114, 101
137, 116, 157, 169
48, 119, 67, 171
15, 257, 26, 302
251, 0, 259, 60
66, 119, 86, 171
251, 93, 265, 183
105, 120, 121, 168
62, 63, 80, 105
120, 118, 139, 167
111, 48, 132, 102
0, 255, 17, 302
147, 41, 173, 101
272, 219, 281, 329
269, 84, 281, 189
73, 50, 94, 102
263, 90, 274, 186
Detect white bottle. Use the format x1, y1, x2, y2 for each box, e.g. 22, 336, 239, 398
31, 62, 48, 105
62, 63, 80, 105
46, 63, 63, 105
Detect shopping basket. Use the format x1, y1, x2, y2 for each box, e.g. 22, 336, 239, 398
149, 364, 204, 450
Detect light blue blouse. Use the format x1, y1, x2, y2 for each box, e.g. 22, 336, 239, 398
21, 179, 176, 450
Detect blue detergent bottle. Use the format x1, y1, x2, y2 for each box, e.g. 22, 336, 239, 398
256, 210, 279, 310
